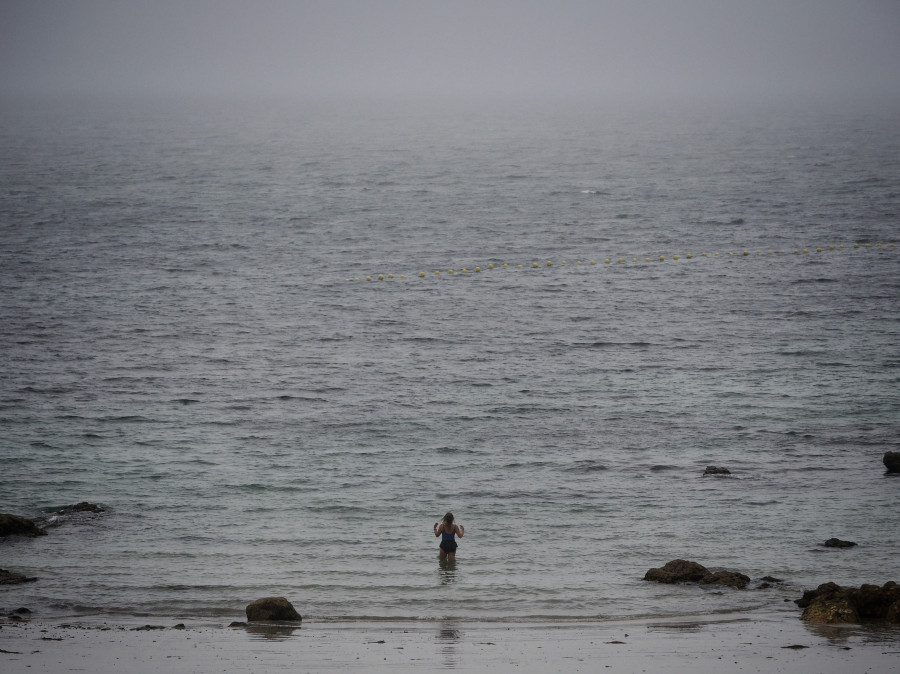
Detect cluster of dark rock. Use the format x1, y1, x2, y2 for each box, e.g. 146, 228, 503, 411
643, 559, 752, 588
644, 557, 898, 625
1, 503, 105, 585
795, 581, 900, 624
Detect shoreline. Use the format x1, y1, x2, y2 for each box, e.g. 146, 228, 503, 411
3, 609, 899, 673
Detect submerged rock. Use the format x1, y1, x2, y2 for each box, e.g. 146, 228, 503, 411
55, 502, 104, 514
796, 581, 900, 624
698, 570, 751, 589
884, 451, 900, 473
823, 538, 857, 548
0, 514, 45, 538
245, 597, 302, 622
643, 559, 710, 584
703, 466, 731, 476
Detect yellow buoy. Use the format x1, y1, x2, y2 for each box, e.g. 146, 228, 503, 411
632, 258, 637, 262
743, 251, 749, 256
532, 262, 539, 268
590, 260, 596, 265
673, 255, 679, 260
475, 267, 481, 272
546, 261, 552, 266
659, 256, 665, 261
576, 261, 582, 265
503, 263, 509, 268
366, 276, 372, 281
701, 252, 707, 257
645, 257, 651, 262
854, 243, 859, 248
399, 275, 406, 279
618, 257, 624, 263
461, 268, 467, 273
686, 253, 692, 259
605, 258, 611, 264
488, 263, 494, 269
419, 271, 425, 277
448, 269, 454, 274
435, 270, 440, 275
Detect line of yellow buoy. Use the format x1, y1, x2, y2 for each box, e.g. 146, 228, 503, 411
348, 242, 894, 282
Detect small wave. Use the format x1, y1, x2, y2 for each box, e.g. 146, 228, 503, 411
573, 341, 653, 349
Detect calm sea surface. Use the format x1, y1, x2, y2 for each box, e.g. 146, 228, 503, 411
1, 95, 898, 622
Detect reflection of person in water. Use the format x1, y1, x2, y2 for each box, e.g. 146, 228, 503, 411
433, 512, 464, 561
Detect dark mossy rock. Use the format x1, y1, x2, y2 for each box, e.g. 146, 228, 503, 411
245, 597, 302, 622
643, 559, 710, 584
703, 466, 731, 476
698, 570, 751, 589
823, 538, 857, 548
884, 451, 900, 473
0, 514, 46, 538
797, 581, 900, 624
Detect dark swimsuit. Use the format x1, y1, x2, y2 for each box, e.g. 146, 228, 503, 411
439, 526, 458, 553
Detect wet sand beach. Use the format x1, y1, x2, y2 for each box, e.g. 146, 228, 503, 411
2, 610, 899, 673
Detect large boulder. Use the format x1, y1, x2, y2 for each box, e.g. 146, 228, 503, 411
0, 513, 46, 538
643, 559, 710, 584
245, 597, 302, 622
884, 452, 900, 473
797, 581, 900, 624
698, 570, 751, 589
823, 538, 857, 548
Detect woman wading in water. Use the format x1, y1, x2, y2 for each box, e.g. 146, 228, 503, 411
433, 512, 464, 561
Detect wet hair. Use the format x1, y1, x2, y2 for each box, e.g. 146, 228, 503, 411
442, 512, 454, 526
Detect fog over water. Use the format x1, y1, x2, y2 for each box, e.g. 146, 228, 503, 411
2, 0, 900, 101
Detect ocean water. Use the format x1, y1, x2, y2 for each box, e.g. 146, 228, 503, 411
1, 95, 898, 622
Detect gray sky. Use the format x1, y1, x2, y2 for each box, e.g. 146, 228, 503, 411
2, 0, 899, 100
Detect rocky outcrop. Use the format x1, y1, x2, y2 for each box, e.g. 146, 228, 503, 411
0, 569, 38, 585
823, 538, 857, 548
703, 466, 731, 476
245, 597, 302, 622
884, 451, 900, 473
796, 581, 900, 624
643, 559, 710, 584
698, 570, 751, 589
0, 513, 46, 538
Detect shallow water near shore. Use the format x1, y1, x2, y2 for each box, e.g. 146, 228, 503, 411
1, 95, 898, 623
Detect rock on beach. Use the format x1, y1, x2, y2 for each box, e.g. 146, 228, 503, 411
245, 597, 302, 622
796, 581, 900, 624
